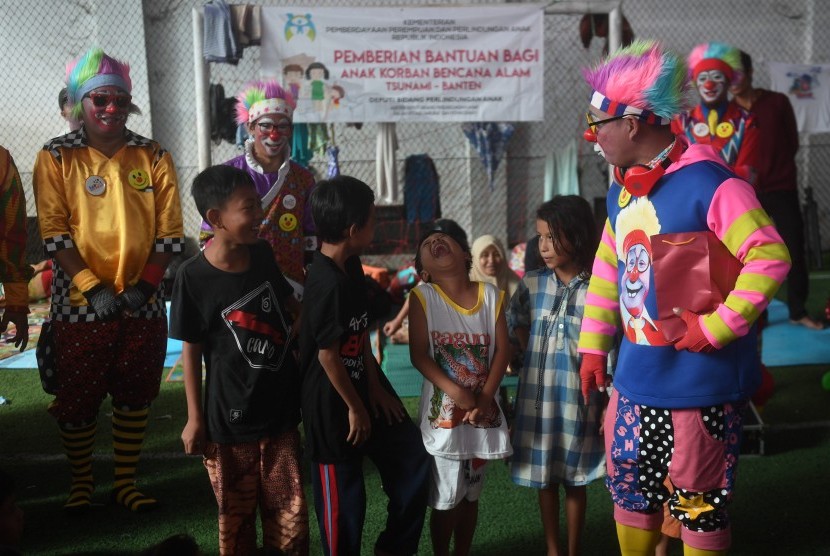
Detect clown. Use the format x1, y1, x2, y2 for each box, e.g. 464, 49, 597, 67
672, 42, 759, 183
199, 80, 317, 299
577, 40, 790, 555
33, 47, 185, 513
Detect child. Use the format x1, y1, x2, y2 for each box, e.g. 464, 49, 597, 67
299, 175, 429, 556
382, 218, 469, 342
507, 196, 607, 556
408, 225, 513, 556
169, 165, 308, 556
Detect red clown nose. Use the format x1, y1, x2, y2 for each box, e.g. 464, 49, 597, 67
583, 127, 598, 142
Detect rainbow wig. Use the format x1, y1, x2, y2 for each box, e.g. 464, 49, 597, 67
582, 39, 690, 124
235, 80, 296, 125
687, 42, 742, 84
65, 48, 133, 119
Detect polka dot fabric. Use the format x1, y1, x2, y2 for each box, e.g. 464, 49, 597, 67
606, 391, 744, 536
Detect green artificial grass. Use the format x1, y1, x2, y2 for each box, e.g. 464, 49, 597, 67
2, 366, 829, 555
1, 272, 828, 554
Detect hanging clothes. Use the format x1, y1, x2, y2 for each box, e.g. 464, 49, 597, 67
376, 122, 399, 203
235, 123, 249, 149
291, 123, 312, 168
543, 138, 579, 200
326, 146, 340, 178
203, 0, 241, 64
308, 123, 329, 158
461, 122, 515, 189
325, 124, 340, 178
229, 4, 261, 47
404, 154, 441, 223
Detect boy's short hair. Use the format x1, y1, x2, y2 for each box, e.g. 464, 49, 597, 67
414, 221, 472, 275
310, 175, 375, 243
191, 165, 256, 220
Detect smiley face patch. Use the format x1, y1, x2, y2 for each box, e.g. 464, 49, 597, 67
715, 122, 734, 139
279, 213, 298, 232
128, 169, 151, 190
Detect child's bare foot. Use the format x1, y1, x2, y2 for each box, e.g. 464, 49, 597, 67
789, 315, 825, 330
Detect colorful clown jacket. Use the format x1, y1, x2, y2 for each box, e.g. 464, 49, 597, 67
0, 147, 33, 306
577, 142, 790, 409
200, 143, 317, 298
673, 100, 759, 183
33, 127, 185, 322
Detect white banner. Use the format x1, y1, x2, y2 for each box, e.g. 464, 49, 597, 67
261, 5, 545, 123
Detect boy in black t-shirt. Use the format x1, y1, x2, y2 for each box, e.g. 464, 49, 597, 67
169, 166, 308, 556
300, 176, 429, 556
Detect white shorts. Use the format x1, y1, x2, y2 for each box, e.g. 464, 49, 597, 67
429, 456, 488, 510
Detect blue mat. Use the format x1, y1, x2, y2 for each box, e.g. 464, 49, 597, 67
2, 300, 825, 371
761, 299, 830, 367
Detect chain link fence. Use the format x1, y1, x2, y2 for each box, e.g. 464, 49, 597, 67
2, 0, 828, 265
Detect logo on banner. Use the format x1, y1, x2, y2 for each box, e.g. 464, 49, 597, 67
285, 13, 316, 41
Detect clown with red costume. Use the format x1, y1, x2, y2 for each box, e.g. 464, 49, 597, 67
673, 42, 759, 184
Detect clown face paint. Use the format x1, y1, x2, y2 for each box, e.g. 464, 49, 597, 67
696, 70, 729, 107
251, 115, 292, 166
81, 86, 129, 141
621, 242, 651, 317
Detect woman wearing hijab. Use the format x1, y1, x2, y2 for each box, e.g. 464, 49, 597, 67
470, 235, 521, 301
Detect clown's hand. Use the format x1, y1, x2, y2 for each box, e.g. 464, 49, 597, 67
672, 308, 717, 353
118, 280, 157, 313
83, 285, 121, 321
580, 353, 609, 403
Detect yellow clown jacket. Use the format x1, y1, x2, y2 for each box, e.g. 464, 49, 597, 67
33, 128, 184, 322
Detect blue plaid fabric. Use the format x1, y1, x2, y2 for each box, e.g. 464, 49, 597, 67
506, 268, 606, 488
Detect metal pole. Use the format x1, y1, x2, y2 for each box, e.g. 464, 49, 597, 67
193, 7, 211, 171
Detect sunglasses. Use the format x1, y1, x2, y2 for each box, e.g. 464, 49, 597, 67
257, 122, 292, 134
585, 112, 628, 129
87, 92, 132, 108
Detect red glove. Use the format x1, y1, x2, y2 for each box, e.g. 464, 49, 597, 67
672, 308, 716, 353
580, 353, 608, 403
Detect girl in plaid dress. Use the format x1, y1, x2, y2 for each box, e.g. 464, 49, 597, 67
507, 196, 609, 556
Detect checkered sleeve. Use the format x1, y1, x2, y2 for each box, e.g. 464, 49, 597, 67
151, 146, 184, 251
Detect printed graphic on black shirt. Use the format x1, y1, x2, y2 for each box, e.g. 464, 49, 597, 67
222, 282, 292, 371
340, 310, 368, 380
